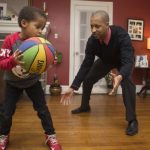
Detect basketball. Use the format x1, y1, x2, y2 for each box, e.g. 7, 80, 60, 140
18, 37, 55, 74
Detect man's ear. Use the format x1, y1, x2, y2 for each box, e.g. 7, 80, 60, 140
21, 19, 28, 27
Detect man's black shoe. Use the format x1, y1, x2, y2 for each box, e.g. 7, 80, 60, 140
71, 106, 91, 114
126, 120, 138, 136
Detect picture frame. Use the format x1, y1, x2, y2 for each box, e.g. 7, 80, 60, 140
135, 55, 148, 68
0, 3, 7, 19
0, 0, 32, 19
127, 19, 144, 41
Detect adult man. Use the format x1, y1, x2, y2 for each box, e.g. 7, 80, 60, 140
61, 10, 138, 136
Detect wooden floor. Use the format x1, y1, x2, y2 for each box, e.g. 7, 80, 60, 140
6, 94, 150, 150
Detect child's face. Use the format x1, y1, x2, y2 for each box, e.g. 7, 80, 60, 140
21, 16, 46, 39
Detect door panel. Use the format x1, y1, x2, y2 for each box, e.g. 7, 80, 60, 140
70, 0, 113, 93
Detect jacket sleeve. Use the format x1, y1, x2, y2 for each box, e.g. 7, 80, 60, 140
117, 27, 135, 78
70, 38, 95, 90
0, 36, 17, 70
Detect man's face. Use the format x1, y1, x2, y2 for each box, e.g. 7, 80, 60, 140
90, 15, 109, 40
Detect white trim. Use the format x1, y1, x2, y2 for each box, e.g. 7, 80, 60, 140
45, 85, 70, 95
0, 20, 50, 33
69, 0, 75, 85
45, 84, 148, 95
0, 20, 20, 33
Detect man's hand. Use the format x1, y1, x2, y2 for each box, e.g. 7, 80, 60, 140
60, 88, 74, 105
108, 74, 123, 96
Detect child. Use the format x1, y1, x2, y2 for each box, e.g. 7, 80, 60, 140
0, 6, 62, 150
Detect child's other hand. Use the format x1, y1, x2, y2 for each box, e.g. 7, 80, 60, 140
13, 50, 24, 66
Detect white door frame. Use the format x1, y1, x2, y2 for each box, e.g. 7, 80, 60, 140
69, 0, 113, 93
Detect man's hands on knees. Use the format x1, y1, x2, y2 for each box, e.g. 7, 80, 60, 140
60, 88, 74, 105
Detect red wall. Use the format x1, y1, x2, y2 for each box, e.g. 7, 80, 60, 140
32, 0, 70, 85
33, 0, 150, 85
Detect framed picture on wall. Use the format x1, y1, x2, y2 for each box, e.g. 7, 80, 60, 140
127, 19, 144, 41
0, 0, 32, 20
135, 55, 148, 68
0, 3, 7, 19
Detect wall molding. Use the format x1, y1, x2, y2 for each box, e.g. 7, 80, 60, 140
45, 84, 148, 95
0, 20, 50, 33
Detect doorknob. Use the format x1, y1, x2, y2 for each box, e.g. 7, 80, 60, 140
75, 52, 79, 55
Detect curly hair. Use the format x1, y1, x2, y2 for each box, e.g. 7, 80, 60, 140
18, 6, 47, 27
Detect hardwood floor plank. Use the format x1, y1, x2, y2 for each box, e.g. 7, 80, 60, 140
4, 94, 150, 150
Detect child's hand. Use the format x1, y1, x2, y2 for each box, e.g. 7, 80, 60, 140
13, 50, 24, 66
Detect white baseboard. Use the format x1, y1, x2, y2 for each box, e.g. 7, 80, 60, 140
45, 85, 70, 94
45, 84, 148, 95
115, 85, 144, 94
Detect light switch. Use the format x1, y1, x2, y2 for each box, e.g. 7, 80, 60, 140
54, 33, 58, 39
